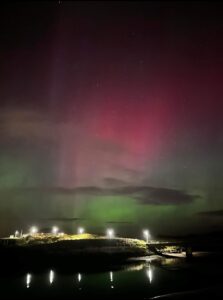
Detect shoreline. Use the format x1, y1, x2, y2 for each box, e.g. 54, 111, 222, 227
0, 234, 149, 271
1, 233, 222, 272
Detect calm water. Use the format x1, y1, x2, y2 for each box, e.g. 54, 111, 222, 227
0, 258, 222, 299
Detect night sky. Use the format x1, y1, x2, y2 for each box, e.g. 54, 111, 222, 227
0, 2, 223, 237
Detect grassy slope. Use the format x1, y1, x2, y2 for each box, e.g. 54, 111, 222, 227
13, 233, 148, 257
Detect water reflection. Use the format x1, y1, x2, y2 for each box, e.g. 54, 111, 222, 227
110, 271, 113, 282
77, 273, 82, 282
49, 270, 54, 285
26, 273, 31, 288
5, 258, 222, 300
24, 261, 154, 292
109, 271, 114, 289
76, 273, 82, 290
146, 265, 153, 283
123, 262, 145, 272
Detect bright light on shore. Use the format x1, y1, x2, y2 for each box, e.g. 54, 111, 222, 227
52, 226, 59, 234
30, 226, 38, 234
143, 229, 150, 243
15, 230, 19, 237
78, 227, 84, 234
107, 228, 114, 239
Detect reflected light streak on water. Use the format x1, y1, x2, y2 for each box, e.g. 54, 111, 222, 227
146, 265, 153, 283
110, 271, 114, 289
78, 273, 82, 282
110, 271, 113, 282
26, 273, 31, 288
49, 270, 54, 284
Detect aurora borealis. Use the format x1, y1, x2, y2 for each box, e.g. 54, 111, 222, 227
0, 2, 223, 236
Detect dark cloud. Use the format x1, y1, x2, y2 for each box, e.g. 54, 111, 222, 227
0, 185, 197, 205
94, 139, 125, 155
41, 217, 85, 222
111, 164, 142, 176
103, 177, 128, 187
133, 187, 198, 205
0, 186, 104, 195
196, 210, 223, 217
105, 221, 133, 224
0, 109, 55, 142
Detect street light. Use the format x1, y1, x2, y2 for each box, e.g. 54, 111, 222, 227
52, 226, 59, 234
30, 226, 38, 235
77, 227, 84, 234
15, 230, 19, 237
143, 229, 150, 243
107, 228, 114, 239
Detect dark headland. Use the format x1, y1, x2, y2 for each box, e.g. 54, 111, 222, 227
0, 233, 149, 271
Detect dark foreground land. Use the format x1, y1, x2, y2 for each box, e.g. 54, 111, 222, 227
0, 233, 148, 271
1, 232, 223, 267
1, 233, 223, 299
1, 232, 223, 270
